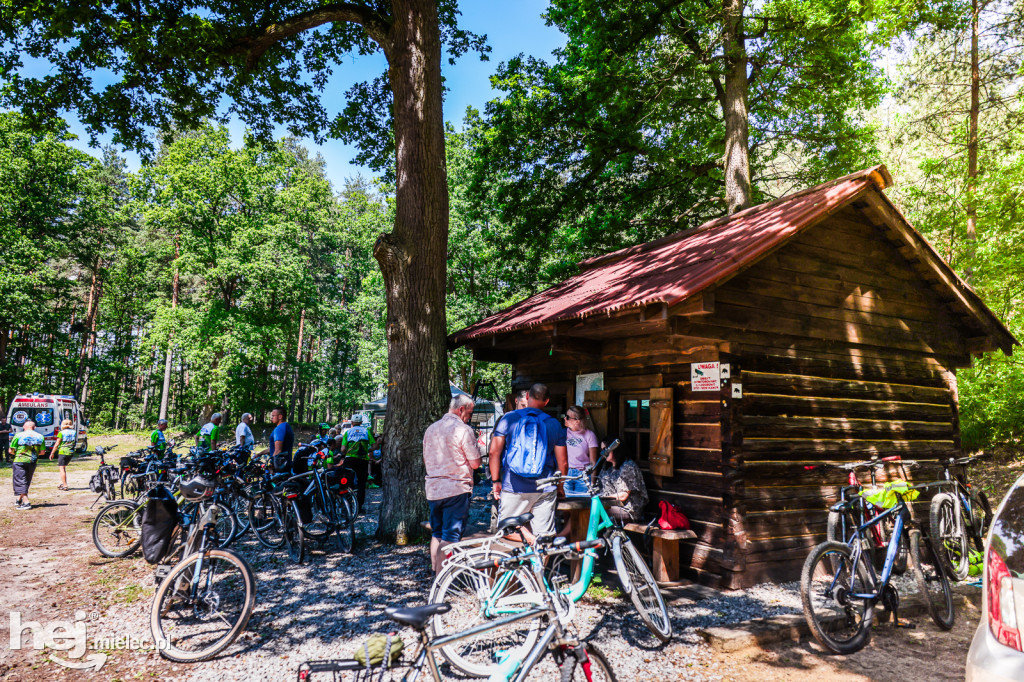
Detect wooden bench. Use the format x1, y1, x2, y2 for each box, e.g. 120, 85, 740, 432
623, 522, 697, 584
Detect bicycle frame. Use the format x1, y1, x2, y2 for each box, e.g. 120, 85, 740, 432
845, 501, 911, 600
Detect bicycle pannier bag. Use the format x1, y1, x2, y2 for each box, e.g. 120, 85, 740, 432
89, 472, 104, 493
141, 485, 179, 564
658, 500, 690, 531
505, 409, 550, 478
353, 634, 404, 668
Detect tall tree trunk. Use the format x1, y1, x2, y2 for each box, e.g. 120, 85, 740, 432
721, 0, 751, 214
79, 301, 100, 404
289, 309, 306, 418
965, 0, 981, 281
374, 0, 450, 544
74, 265, 102, 397
159, 237, 181, 420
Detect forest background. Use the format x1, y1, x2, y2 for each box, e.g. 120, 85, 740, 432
1, 0, 1022, 450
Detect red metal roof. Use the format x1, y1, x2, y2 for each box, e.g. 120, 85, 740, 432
452, 166, 892, 345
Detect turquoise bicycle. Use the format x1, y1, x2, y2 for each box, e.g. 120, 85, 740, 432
428, 441, 671, 677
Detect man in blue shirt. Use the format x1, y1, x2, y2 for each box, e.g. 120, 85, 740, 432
488, 383, 568, 543
268, 406, 295, 473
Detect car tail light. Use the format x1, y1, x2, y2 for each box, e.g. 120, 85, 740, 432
988, 545, 1024, 651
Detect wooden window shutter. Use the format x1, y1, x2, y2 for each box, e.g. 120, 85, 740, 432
648, 387, 674, 477
583, 390, 610, 442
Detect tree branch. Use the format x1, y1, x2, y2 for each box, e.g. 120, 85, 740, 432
232, 3, 393, 69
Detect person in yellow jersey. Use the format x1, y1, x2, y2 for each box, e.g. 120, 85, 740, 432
49, 419, 79, 491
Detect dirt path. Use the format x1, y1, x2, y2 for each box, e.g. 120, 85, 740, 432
712, 602, 980, 681
0, 434, 988, 680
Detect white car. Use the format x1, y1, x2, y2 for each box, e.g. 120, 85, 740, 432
966, 473, 1024, 681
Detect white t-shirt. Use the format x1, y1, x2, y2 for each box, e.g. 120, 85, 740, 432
235, 422, 254, 447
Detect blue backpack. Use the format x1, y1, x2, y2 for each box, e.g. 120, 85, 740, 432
505, 409, 551, 478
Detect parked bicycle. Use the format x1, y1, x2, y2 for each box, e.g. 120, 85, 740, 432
800, 481, 953, 655
808, 456, 918, 575
297, 536, 616, 681
928, 452, 993, 581
88, 445, 121, 507
427, 440, 670, 678
149, 475, 257, 662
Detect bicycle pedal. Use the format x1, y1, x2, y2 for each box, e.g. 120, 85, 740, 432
894, 618, 916, 629
153, 565, 171, 585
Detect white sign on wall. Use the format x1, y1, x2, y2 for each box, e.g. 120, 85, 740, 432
691, 362, 721, 392
575, 372, 604, 405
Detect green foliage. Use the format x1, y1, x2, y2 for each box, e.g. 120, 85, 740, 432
472, 0, 886, 283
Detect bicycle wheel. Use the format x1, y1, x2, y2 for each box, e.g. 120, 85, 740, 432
303, 491, 332, 540
151, 548, 256, 662
429, 552, 544, 677
930, 493, 969, 581
800, 541, 874, 655
970, 491, 993, 549
249, 492, 285, 549
228, 486, 253, 537
93, 500, 143, 558
556, 642, 618, 682
209, 501, 238, 548
284, 500, 304, 563
121, 473, 140, 499
331, 493, 355, 554
611, 534, 672, 643
909, 529, 955, 630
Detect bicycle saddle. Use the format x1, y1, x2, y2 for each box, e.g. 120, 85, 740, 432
497, 513, 534, 532
384, 603, 451, 631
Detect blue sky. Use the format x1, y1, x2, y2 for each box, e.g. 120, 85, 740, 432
48, 2, 565, 189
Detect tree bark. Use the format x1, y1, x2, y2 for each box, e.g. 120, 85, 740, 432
374, 0, 450, 544
159, 236, 181, 420
721, 0, 751, 214
963, 0, 982, 282
290, 308, 306, 419
74, 264, 102, 398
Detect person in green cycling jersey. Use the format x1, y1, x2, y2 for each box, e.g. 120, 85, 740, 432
196, 413, 222, 450
10, 420, 46, 509
341, 414, 376, 511
48, 419, 79, 492
151, 418, 169, 454
316, 422, 331, 442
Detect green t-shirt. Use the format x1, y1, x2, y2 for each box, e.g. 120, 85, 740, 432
198, 422, 220, 449
341, 426, 376, 459
151, 429, 167, 453
10, 431, 46, 464
57, 428, 77, 456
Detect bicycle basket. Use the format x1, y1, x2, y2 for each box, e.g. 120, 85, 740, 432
862, 481, 919, 509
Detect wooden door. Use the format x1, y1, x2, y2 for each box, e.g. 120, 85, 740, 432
648, 387, 674, 477
583, 390, 610, 442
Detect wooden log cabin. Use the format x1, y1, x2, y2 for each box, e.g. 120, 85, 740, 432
449, 165, 1017, 589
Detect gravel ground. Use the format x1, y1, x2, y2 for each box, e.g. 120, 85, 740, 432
2, 459, 951, 682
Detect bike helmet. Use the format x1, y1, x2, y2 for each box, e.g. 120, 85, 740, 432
178, 475, 216, 501
350, 414, 363, 424
318, 422, 330, 430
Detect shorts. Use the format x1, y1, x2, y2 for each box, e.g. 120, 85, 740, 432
428, 492, 472, 543
563, 467, 590, 497
57, 454, 74, 467
497, 490, 557, 537
12, 461, 36, 496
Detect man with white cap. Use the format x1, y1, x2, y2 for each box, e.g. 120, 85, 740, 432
340, 413, 376, 511
197, 412, 223, 450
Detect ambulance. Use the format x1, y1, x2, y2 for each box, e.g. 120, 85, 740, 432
5, 393, 89, 452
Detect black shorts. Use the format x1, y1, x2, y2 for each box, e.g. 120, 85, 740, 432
57, 454, 74, 466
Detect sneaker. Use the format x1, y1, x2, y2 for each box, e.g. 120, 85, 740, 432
16, 502, 30, 510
